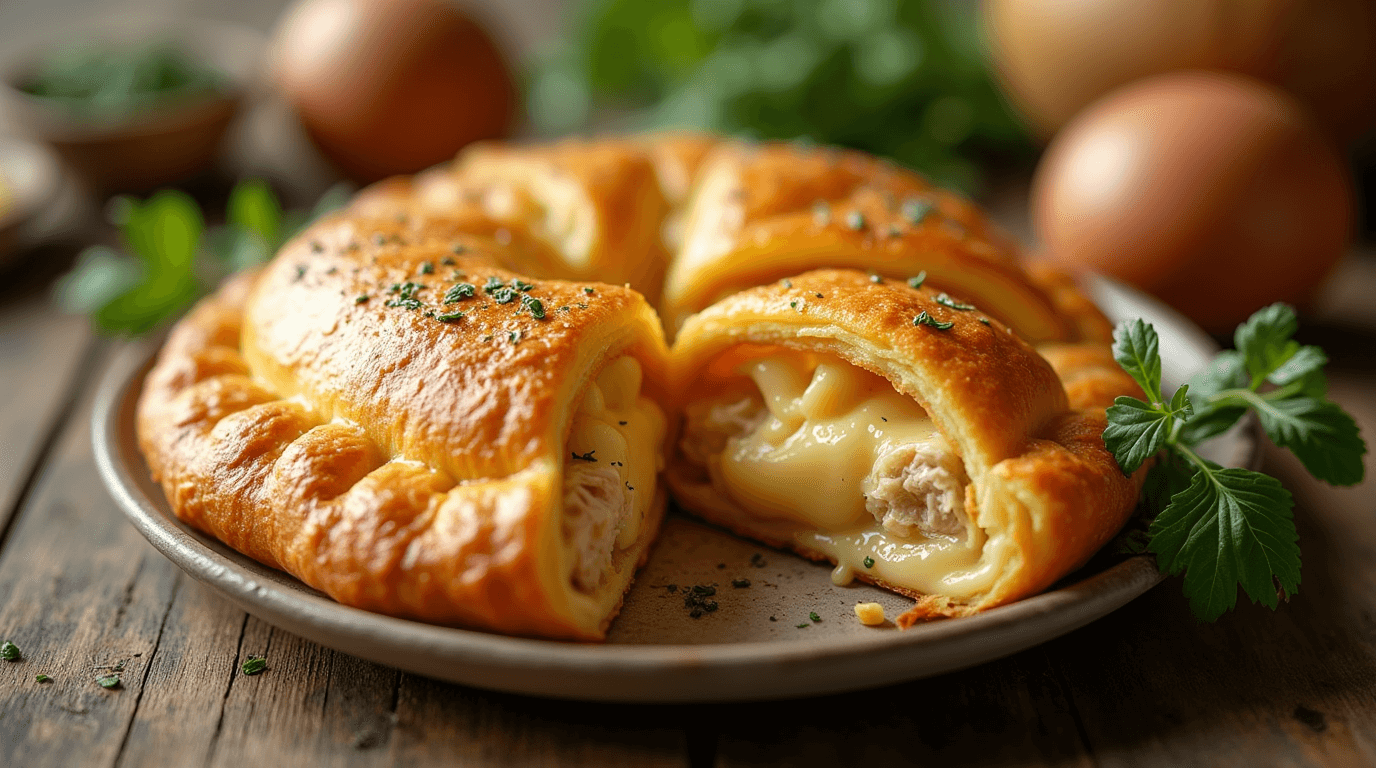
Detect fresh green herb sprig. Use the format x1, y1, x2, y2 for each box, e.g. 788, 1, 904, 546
54, 180, 351, 335
1, 640, 20, 661
1104, 304, 1366, 621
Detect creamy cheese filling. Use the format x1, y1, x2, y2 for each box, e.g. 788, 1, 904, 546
681, 350, 998, 598
562, 356, 666, 593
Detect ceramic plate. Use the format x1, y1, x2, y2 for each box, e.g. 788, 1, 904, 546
93, 278, 1254, 702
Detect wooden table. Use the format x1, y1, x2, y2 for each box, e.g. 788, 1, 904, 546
0, 237, 1374, 767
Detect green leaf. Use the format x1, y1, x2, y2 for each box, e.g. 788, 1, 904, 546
1111, 319, 1162, 402
1189, 350, 1246, 403
1250, 395, 1367, 486
124, 190, 203, 279
1148, 465, 1300, 622
1234, 303, 1298, 385
51, 246, 144, 315
1178, 404, 1248, 445
228, 179, 282, 247
1103, 396, 1175, 475
1268, 346, 1327, 386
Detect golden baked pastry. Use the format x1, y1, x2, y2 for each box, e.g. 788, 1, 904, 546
137, 132, 1143, 640
668, 270, 1145, 620
137, 216, 670, 640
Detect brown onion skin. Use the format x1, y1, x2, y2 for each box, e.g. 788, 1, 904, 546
272, 0, 517, 183
1032, 71, 1352, 333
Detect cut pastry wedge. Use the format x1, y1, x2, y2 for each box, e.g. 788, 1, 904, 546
137, 216, 671, 640
668, 269, 1145, 620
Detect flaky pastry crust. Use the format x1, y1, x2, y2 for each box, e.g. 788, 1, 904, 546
666, 270, 1146, 620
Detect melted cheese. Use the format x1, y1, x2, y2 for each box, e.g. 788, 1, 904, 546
698, 351, 998, 599
565, 356, 666, 557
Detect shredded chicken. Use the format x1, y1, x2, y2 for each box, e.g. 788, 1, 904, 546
680, 396, 766, 466
562, 464, 632, 592
862, 439, 969, 539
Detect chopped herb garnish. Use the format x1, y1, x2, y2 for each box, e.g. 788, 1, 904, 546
796, 623, 810, 629
97, 674, 121, 689
935, 293, 976, 311
436, 311, 465, 323
310, 240, 324, 253
812, 200, 830, 226
571, 450, 597, 462
491, 286, 517, 304
482, 276, 504, 294
888, 225, 903, 238
293, 264, 307, 281
576, 302, 589, 309
508, 329, 522, 344
732, 578, 751, 588
618, 420, 628, 426
582, 286, 595, 295
809, 611, 822, 623
782, 278, 792, 288
35, 674, 51, 683
441, 256, 456, 266
863, 556, 875, 568
520, 295, 546, 319
354, 294, 369, 304
512, 278, 536, 293
869, 274, 883, 284
692, 585, 716, 596
790, 301, 798, 310
907, 271, 927, 289
979, 317, 991, 325
451, 243, 467, 254
444, 283, 476, 303
419, 261, 434, 275
558, 305, 570, 312
845, 210, 866, 230
1, 641, 20, 661
372, 233, 387, 246
913, 311, 954, 330
901, 198, 933, 224
482, 334, 493, 342
625, 482, 635, 491
241, 656, 268, 676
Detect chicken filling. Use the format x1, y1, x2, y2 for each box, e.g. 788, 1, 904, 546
561, 356, 666, 593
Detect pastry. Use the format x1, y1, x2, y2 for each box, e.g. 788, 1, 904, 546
667, 269, 1145, 620
137, 216, 670, 640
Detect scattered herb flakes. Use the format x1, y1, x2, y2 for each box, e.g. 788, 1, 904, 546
481, 334, 494, 342
293, 264, 307, 281
887, 225, 903, 238
935, 293, 976, 311
444, 283, 476, 303
913, 311, 954, 330
845, 210, 866, 230
907, 271, 927, 289
809, 611, 822, 623
508, 330, 522, 344
625, 481, 635, 491
782, 278, 792, 288
384, 281, 425, 310
901, 198, 933, 224
513, 278, 536, 293
868, 273, 883, 284
35, 674, 52, 683
241, 656, 268, 676
812, 200, 831, 226
491, 286, 518, 304
520, 295, 546, 319
682, 584, 721, 618
355, 295, 370, 304
618, 420, 628, 426
582, 286, 595, 295
814, 292, 824, 299
769, 616, 777, 622
437, 311, 465, 323
441, 256, 456, 266
790, 301, 799, 310
1, 641, 19, 661
863, 556, 875, 568
97, 674, 121, 689
979, 317, 991, 325
571, 450, 597, 462
372, 233, 387, 246
451, 243, 468, 254
750, 553, 767, 568
576, 302, 589, 309
482, 276, 504, 294
558, 305, 571, 312
693, 585, 717, 596
419, 261, 434, 275
732, 578, 751, 588
796, 623, 810, 629
310, 240, 324, 254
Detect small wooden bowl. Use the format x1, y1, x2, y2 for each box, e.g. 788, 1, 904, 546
0, 18, 265, 194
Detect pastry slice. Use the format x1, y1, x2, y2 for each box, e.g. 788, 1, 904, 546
137, 215, 670, 640
668, 269, 1144, 619
662, 140, 1098, 342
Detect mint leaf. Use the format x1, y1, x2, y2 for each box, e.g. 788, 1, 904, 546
1112, 319, 1162, 401
1268, 346, 1327, 386
1250, 396, 1366, 486
1148, 466, 1299, 622
1234, 303, 1298, 385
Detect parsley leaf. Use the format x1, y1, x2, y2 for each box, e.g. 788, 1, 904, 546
1103, 394, 1182, 475
1245, 394, 1366, 486
1148, 466, 1299, 621
1234, 303, 1299, 385
1111, 319, 1163, 401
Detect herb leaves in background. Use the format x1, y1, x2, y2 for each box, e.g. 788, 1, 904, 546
528, 0, 1030, 192
1103, 304, 1366, 622
54, 180, 350, 335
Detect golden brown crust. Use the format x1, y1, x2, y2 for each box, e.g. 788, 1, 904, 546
666, 269, 1146, 621
662, 140, 1079, 342
138, 216, 670, 640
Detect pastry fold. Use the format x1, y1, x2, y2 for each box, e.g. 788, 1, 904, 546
137, 216, 671, 640
667, 269, 1144, 618
663, 141, 1105, 343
